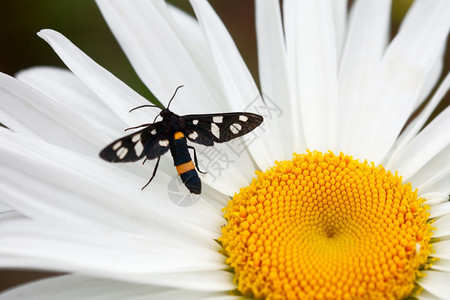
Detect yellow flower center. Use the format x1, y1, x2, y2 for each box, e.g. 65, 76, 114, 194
220, 151, 433, 299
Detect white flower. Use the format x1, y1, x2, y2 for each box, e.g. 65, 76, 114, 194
0, 0, 449, 299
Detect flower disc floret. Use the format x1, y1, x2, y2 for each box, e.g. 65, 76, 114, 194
220, 151, 433, 299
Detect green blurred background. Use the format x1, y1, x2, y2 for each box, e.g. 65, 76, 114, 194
0, 0, 259, 103
0, 0, 448, 293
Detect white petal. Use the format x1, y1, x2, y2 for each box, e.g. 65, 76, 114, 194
386, 107, 450, 180
411, 145, 450, 195
418, 270, 450, 300
419, 172, 450, 196
337, 0, 391, 153
433, 214, 450, 238
0, 201, 12, 214
422, 192, 450, 206
16, 66, 126, 138
0, 219, 233, 291
414, 52, 445, 109
37, 29, 153, 126
0, 219, 223, 271
255, 0, 300, 159
429, 202, 450, 219
189, 0, 274, 169
95, 0, 226, 114
128, 270, 234, 292
0, 275, 161, 300
167, 5, 222, 94
0, 168, 221, 247
431, 259, 450, 273
0, 274, 234, 299
0, 210, 23, 222
189, 0, 258, 108
416, 289, 446, 300
350, 0, 450, 163
190, 140, 259, 196
284, 0, 338, 151
203, 297, 239, 300
0, 129, 223, 243
388, 72, 450, 163
431, 241, 450, 259
282, 0, 301, 152
331, 0, 347, 61
199, 184, 230, 217
0, 72, 110, 155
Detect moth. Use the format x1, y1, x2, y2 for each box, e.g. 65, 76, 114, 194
100, 86, 263, 194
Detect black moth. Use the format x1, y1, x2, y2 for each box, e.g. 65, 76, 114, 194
100, 86, 263, 194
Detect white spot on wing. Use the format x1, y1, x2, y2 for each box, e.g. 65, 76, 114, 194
230, 123, 242, 134
211, 123, 220, 138
213, 116, 223, 123
117, 147, 128, 159
112, 141, 122, 150
239, 115, 248, 122
193, 120, 199, 125
131, 133, 141, 142
151, 129, 157, 135
189, 132, 199, 140
134, 141, 144, 156
159, 139, 169, 147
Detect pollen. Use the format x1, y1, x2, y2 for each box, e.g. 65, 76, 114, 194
220, 151, 433, 299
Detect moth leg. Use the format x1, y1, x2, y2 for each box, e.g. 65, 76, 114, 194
142, 158, 148, 165
124, 123, 153, 132
142, 156, 161, 190
188, 146, 207, 174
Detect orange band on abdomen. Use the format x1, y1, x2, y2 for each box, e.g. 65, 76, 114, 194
174, 131, 184, 140
176, 161, 195, 175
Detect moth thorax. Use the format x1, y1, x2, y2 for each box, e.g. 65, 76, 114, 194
174, 131, 185, 140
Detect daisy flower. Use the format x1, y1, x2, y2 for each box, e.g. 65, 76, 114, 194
1, 0, 450, 299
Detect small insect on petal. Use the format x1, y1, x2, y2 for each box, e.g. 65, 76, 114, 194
99, 86, 263, 195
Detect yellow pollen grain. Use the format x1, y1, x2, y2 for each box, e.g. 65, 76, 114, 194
219, 151, 433, 300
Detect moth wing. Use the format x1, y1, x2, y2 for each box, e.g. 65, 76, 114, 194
182, 112, 263, 144
99, 122, 169, 162
181, 120, 215, 146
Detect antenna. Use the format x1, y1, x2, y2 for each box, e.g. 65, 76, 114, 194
128, 104, 160, 113
167, 85, 184, 109
128, 85, 184, 113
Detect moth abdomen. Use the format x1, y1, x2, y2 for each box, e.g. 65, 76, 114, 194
180, 169, 201, 194
170, 131, 201, 194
